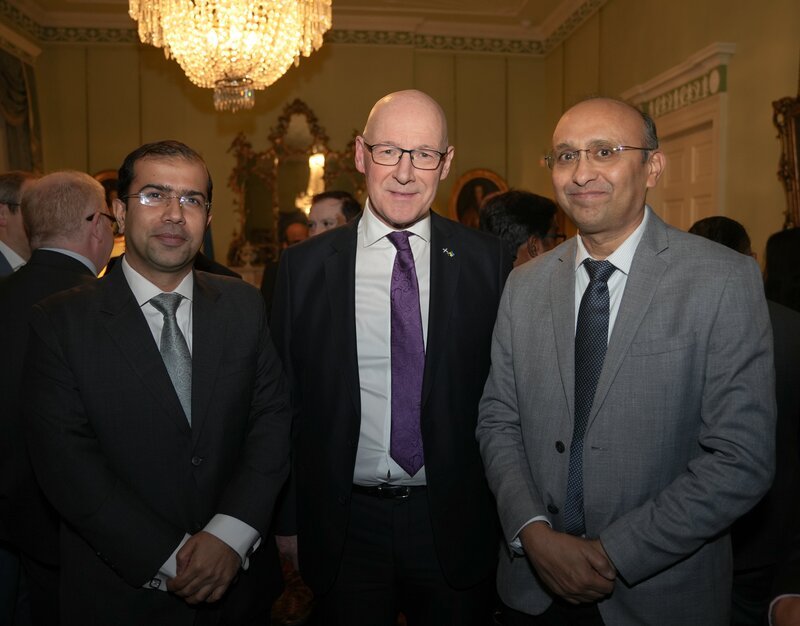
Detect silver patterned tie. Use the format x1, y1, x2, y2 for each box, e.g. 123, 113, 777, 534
150, 293, 192, 424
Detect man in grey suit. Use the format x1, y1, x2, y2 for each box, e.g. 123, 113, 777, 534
476, 97, 776, 625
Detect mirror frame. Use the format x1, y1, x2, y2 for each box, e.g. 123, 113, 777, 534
773, 72, 800, 229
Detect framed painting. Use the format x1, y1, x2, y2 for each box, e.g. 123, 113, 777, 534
448, 168, 508, 228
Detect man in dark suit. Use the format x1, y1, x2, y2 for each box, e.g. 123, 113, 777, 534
0, 171, 37, 278
477, 98, 775, 625
24, 141, 291, 625
0, 170, 115, 625
271, 90, 512, 625
689, 216, 800, 625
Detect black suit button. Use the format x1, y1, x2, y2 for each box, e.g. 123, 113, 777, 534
338, 495, 348, 505
547, 504, 559, 514
555, 441, 565, 453
191, 456, 203, 466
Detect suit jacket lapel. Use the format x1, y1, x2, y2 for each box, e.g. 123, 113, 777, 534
325, 220, 361, 415
552, 240, 578, 421
100, 263, 191, 436
588, 212, 669, 429
422, 212, 460, 407
190, 272, 224, 443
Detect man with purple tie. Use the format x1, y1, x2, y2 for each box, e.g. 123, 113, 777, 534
271, 90, 512, 625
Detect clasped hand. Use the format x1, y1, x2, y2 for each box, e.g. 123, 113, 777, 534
166, 531, 241, 604
520, 522, 616, 604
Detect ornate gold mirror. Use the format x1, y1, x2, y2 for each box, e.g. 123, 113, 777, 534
228, 99, 364, 267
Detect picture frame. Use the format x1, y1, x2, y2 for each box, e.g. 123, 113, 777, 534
448, 168, 508, 228
773, 79, 800, 228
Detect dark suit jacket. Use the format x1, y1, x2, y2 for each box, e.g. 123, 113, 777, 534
0, 249, 95, 562
24, 262, 291, 626
271, 211, 512, 594
0, 249, 12, 277
733, 300, 800, 571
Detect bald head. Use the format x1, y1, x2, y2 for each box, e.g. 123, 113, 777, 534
356, 89, 454, 229
363, 90, 449, 149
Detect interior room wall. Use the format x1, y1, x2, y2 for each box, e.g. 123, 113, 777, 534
549, 0, 800, 257
19, 0, 800, 261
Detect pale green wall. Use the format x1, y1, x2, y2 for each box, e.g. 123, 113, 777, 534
33, 41, 545, 260
549, 0, 800, 257
25, 0, 800, 259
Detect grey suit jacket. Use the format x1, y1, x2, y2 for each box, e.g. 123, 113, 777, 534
477, 210, 776, 625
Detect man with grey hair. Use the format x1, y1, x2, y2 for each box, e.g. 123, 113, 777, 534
0, 170, 37, 277
0, 170, 115, 624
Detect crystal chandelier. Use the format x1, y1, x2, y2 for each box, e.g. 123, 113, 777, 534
129, 0, 332, 112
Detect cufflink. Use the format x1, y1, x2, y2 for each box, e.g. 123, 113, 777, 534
148, 578, 162, 589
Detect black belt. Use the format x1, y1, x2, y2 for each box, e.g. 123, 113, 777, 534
352, 483, 426, 500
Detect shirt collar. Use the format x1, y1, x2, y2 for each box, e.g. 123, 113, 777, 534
39, 247, 98, 276
360, 198, 431, 248
0, 240, 26, 271
574, 206, 650, 276
121, 255, 194, 306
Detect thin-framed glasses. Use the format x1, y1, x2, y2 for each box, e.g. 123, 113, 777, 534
85, 211, 119, 235
122, 189, 211, 212
362, 140, 449, 171
545, 144, 652, 170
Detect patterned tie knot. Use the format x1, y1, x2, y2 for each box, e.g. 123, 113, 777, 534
150, 292, 183, 318
387, 230, 412, 251
583, 259, 616, 284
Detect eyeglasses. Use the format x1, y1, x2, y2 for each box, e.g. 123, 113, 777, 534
362, 141, 449, 171
122, 190, 211, 212
86, 211, 119, 235
545, 144, 652, 170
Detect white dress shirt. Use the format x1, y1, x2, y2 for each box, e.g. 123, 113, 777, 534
353, 201, 430, 486
0, 240, 26, 271
511, 207, 650, 549
120, 257, 260, 591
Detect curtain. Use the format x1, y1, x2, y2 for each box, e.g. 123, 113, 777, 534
0, 46, 42, 171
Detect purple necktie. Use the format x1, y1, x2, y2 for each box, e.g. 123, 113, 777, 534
387, 231, 425, 476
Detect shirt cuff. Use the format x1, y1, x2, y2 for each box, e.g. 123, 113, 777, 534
509, 516, 551, 554
144, 533, 191, 592
204, 513, 261, 570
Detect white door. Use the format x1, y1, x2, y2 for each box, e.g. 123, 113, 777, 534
647, 122, 716, 231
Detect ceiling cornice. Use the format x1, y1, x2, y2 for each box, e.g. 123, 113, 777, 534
0, 0, 607, 56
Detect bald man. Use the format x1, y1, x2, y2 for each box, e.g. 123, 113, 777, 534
271, 90, 512, 625
477, 97, 775, 625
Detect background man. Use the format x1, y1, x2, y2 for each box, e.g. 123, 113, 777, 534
0, 170, 113, 625
479, 189, 562, 267
307, 190, 361, 237
24, 141, 291, 625
690, 216, 800, 626
477, 98, 775, 625
272, 90, 511, 625
0, 171, 37, 276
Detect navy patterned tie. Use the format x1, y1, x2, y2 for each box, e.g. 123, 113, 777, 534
563, 259, 616, 536
150, 292, 192, 424
386, 231, 425, 476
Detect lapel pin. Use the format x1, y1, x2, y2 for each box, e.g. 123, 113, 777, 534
442, 247, 455, 258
